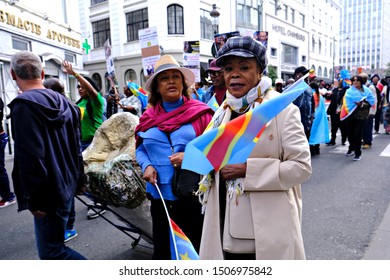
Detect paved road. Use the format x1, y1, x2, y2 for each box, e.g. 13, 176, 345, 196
302, 132, 390, 260
1, 132, 390, 260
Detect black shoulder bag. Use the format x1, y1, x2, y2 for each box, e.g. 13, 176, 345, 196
166, 133, 201, 198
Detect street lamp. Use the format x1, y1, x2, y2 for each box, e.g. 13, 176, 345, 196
210, 4, 220, 35
258, 0, 265, 32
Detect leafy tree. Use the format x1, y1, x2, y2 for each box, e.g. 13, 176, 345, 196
267, 65, 277, 84
385, 62, 390, 76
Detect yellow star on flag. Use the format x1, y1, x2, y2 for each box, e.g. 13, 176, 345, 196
179, 252, 191, 260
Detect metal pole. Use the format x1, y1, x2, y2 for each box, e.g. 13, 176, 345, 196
332, 37, 335, 80
258, 0, 265, 31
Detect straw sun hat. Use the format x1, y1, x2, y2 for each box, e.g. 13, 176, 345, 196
144, 55, 195, 92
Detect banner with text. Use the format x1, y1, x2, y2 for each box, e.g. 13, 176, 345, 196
183, 40, 200, 83
139, 27, 160, 77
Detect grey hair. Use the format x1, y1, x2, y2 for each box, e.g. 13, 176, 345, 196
359, 72, 368, 84
10, 51, 42, 80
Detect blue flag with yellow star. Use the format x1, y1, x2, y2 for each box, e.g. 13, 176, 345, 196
206, 94, 219, 111
170, 219, 199, 260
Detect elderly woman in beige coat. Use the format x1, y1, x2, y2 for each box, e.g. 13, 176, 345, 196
198, 36, 312, 260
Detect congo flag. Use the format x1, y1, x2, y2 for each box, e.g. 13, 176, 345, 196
170, 219, 199, 260
207, 94, 219, 111
340, 86, 375, 121
182, 78, 309, 174
127, 81, 148, 111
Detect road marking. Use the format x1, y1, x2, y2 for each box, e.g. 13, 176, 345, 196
328, 144, 348, 154
380, 142, 390, 157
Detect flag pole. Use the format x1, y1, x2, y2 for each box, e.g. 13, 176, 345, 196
154, 182, 179, 260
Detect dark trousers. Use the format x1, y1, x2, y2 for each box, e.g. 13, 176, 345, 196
374, 108, 382, 132
329, 114, 347, 144
362, 115, 374, 145
150, 197, 203, 260
66, 140, 91, 230
346, 118, 365, 157
65, 197, 76, 230
0, 133, 13, 200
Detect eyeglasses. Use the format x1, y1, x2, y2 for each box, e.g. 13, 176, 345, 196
209, 71, 221, 77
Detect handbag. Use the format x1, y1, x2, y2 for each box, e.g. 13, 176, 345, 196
166, 132, 200, 198
222, 192, 255, 254
172, 168, 201, 197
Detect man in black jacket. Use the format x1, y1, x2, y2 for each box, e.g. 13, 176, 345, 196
9, 51, 86, 259
325, 80, 348, 145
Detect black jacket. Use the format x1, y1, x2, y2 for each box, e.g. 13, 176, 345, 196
9, 89, 83, 212
326, 87, 347, 115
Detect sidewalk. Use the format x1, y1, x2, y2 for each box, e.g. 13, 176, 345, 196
362, 202, 390, 259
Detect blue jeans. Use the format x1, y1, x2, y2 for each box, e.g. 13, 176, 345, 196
81, 139, 92, 152
383, 106, 389, 129
34, 197, 86, 259
0, 133, 13, 200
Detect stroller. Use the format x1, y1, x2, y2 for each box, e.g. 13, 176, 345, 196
80, 112, 153, 249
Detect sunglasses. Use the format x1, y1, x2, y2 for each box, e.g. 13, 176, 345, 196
352, 79, 360, 82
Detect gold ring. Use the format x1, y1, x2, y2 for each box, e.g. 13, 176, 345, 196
173, 163, 177, 168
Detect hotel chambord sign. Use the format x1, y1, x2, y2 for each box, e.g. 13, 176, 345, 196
0, 7, 81, 50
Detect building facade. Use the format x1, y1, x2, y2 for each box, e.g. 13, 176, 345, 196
262, 0, 310, 81
0, 0, 84, 103
308, 0, 342, 82
80, 0, 219, 94
339, 0, 390, 77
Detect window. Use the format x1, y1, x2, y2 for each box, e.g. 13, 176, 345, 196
312, 5, 315, 21
126, 8, 148, 42
270, 47, 277, 57
12, 36, 31, 51
167, 4, 184, 34
283, 5, 288, 21
312, 37, 315, 52
282, 44, 298, 64
317, 66, 322, 77
125, 69, 137, 84
237, 0, 257, 27
302, 55, 306, 63
299, 13, 305, 28
290, 9, 295, 24
92, 18, 110, 48
270, 0, 279, 15
200, 9, 213, 40
325, 12, 327, 27
324, 39, 327, 57
319, 39, 322, 54
319, 9, 321, 25
92, 73, 102, 92
65, 53, 75, 63
91, 0, 107, 5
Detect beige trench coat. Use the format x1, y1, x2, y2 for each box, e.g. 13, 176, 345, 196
199, 89, 312, 260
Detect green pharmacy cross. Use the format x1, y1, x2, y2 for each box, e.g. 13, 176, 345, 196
82, 39, 91, 54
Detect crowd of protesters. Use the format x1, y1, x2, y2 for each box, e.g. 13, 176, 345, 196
1, 36, 389, 260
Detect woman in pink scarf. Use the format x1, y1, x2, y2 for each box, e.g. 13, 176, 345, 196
135, 55, 214, 259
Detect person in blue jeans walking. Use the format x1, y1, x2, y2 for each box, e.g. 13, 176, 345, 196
9, 51, 86, 259
0, 97, 15, 208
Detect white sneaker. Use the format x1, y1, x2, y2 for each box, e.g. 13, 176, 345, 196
0, 197, 16, 208
87, 202, 106, 219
